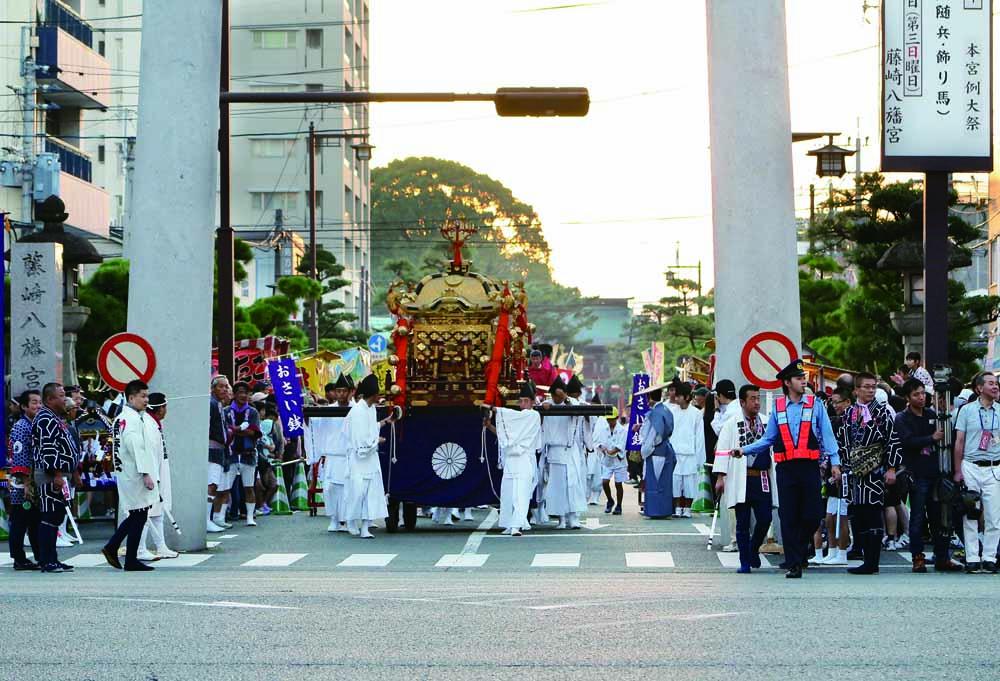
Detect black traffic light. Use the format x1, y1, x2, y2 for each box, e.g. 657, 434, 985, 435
494, 87, 590, 117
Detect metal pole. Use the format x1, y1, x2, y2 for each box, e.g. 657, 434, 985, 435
696, 260, 702, 315
216, 0, 235, 380
923, 171, 950, 368
808, 183, 815, 250
308, 122, 319, 352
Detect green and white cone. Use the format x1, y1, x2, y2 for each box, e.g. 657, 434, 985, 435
691, 468, 714, 513
0, 496, 9, 541
290, 461, 310, 511
75, 492, 92, 520
271, 465, 293, 516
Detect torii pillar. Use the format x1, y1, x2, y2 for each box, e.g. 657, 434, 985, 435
706, 0, 802, 548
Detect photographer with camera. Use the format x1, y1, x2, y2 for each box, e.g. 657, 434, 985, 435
952, 372, 1000, 574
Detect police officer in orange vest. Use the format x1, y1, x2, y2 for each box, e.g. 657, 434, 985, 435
733, 359, 841, 578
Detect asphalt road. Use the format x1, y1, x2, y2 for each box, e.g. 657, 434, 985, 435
4, 500, 998, 681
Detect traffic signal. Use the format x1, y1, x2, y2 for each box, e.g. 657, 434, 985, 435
494, 87, 590, 117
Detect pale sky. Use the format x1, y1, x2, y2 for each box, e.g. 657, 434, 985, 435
370, 1, 891, 304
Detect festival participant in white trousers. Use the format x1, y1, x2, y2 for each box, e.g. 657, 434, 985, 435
487, 382, 542, 536
343, 374, 395, 539
602, 414, 629, 513
137, 393, 178, 559
540, 376, 588, 529
588, 397, 611, 506
669, 383, 705, 518
307, 375, 354, 532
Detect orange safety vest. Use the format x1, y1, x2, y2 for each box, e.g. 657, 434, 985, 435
772, 395, 821, 463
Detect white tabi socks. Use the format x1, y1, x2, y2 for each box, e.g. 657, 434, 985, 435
567, 512, 581, 530
245, 503, 257, 526
359, 519, 374, 539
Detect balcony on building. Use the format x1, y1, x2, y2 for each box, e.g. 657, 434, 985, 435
36, 1, 111, 110
45, 135, 109, 238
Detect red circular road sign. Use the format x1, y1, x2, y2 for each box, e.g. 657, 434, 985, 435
740, 331, 797, 390
97, 332, 158, 392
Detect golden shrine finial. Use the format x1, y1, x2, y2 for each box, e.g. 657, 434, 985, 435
440, 217, 477, 272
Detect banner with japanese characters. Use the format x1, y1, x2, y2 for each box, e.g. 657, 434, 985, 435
267, 357, 305, 437
882, 0, 993, 171
625, 373, 651, 453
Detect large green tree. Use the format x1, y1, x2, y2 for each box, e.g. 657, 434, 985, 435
371, 156, 596, 347
804, 174, 998, 379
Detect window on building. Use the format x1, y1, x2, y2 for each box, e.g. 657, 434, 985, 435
306, 84, 323, 92
250, 138, 296, 158
98, 145, 105, 163
345, 186, 354, 222
306, 29, 323, 50
98, 40, 106, 56
344, 28, 352, 64
251, 191, 298, 214
252, 30, 298, 49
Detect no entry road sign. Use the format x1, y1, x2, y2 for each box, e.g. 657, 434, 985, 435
97, 332, 158, 392
739, 331, 796, 390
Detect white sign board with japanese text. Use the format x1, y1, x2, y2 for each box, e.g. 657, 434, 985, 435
882, 0, 993, 171
11, 242, 63, 395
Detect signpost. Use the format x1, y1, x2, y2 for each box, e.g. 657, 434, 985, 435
10, 243, 64, 396
739, 331, 797, 390
881, 0, 993, 368
367, 333, 389, 355
97, 332, 158, 392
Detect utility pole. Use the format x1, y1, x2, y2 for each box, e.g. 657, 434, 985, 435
122, 136, 136, 256
854, 118, 863, 211
216, 0, 235, 381
20, 26, 37, 229
808, 183, 816, 250
307, 121, 319, 352
273, 208, 284, 277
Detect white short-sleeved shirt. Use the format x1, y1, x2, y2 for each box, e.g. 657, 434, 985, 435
954, 399, 1000, 463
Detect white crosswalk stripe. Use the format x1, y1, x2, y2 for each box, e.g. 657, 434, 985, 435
716, 552, 774, 569
242, 553, 307, 567
626, 552, 675, 568
338, 553, 397, 567
531, 553, 581, 567
436, 554, 490, 568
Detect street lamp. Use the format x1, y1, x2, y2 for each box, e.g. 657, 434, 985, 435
806, 134, 856, 178
351, 141, 374, 162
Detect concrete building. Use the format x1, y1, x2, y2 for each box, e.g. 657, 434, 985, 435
2, 0, 372, 329
229, 0, 371, 330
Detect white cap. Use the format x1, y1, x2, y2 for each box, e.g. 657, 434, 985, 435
874, 388, 889, 405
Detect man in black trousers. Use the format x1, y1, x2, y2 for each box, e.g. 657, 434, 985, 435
102, 380, 159, 571
31, 383, 79, 573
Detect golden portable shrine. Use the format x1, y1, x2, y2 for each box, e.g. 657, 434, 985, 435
306, 219, 610, 531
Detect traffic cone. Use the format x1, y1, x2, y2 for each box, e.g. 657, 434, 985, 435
271, 465, 292, 516
75, 492, 92, 520
291, 461, 310, 511
0, 496, 10, 540
691, 468, 714, 513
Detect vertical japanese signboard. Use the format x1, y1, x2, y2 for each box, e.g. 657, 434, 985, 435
267, 357, 305, 437
11, 242, 63, 395
882, 0, 993, 170
625, 373, 651, 453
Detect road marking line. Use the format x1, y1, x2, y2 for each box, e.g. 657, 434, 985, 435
531, 552, 581, 568
338, 553, 397, 567
81, 596, 299, 610
152, 554, 213, 568
693, 523, 718, 536
64, 553, 113, 567
435, 554, 490, 568
483, 531, 704, 539
242, 553, 308, 567
459, 508, 499, 556
717, 552, 773, 568
218, 534, 238, 539
207, 541, 221, 548
625, 551, 674, 568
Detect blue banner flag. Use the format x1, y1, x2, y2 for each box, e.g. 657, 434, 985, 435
267, 357, 305, 437
625, 373, 651, 453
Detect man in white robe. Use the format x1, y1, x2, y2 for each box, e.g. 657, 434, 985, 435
343, 374, 395, 538
588, 398, 611, 506
487, 382, 541, 536
669, 383, 705, 518
101, 380, 159, 571
138, 393, 177, 559
306, 374, 354, 532
540, 376, 588, 529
